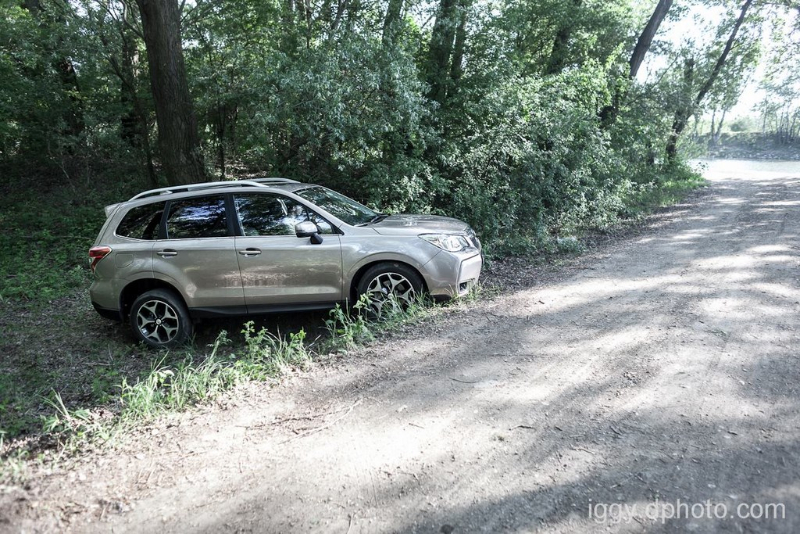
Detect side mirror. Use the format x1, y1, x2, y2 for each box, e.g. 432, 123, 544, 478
295, 221, 323, 244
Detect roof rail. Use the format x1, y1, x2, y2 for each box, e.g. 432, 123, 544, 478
128, 180, 269, 201
250, 178, 300, 185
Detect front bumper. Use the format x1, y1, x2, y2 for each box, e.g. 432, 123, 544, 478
423, 249, 483, 299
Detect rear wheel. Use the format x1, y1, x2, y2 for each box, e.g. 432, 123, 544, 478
356, 262, 423, 318
129, 289, 192, 348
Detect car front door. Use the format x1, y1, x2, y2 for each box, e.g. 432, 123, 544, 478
232, 193, 343, 311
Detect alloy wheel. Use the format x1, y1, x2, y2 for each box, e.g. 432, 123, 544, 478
365, 272, 417, 316
136, 299, 180, 345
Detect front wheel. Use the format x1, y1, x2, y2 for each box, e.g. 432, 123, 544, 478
356, 262, 423, 318
129, 289, 193, 348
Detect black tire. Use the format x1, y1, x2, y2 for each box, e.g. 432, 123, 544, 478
356, 262, 424, 318
129, 289, 193, 348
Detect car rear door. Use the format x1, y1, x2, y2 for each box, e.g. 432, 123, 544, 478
232, 192, 343, 310
153, 194, 245, 313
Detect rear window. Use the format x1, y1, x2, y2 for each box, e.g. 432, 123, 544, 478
116, 203, 165, 240
166, 195, 228, 239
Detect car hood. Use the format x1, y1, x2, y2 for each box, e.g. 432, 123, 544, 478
370, 214, 471, 236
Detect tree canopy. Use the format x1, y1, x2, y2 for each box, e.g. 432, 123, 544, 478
1, 0, 795, 249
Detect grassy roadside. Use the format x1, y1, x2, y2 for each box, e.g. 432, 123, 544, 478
624, 167, 708, 216
0, 290, 444, 478
0, 165, 705, 480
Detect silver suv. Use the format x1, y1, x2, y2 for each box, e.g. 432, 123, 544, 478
89, 178, 482, 348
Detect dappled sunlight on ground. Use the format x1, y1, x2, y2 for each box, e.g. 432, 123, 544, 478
5, 160, 800, 533
101, 162, 799, 534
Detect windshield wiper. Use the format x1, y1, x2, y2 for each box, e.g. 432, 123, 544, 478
357, 213, 389, 226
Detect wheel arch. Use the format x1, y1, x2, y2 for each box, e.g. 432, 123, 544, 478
120, 278, 188, 320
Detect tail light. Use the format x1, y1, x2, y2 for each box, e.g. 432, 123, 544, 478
89, 246, 112, 272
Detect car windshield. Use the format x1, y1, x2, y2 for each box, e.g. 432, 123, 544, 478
295, 186, 379, 226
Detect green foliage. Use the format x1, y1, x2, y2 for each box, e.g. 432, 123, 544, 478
728, 117, 755, 133
0, 173, 133, 301
30, 293, 436, 450
0, 0, 756, 308
622, 163, 707, 217
322, 293, 433, 353
0, 375, 31, 439
117, 326, 310, 422
41, 391, 101, 441
324, 298, 376, 350
240, 322, 311, 374
237, 34, 434, 212
0, 3, 74, 159
756, 8, 800, 143
432, 63, 637, 250
118, 353, 235, 420
496, 0, 639, 75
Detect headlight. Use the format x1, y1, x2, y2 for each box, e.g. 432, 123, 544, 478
465, 227, 481, 250
420, 233, 471, 252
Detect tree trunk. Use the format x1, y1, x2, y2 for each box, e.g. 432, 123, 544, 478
331, 0, 349, 32
56, 57, 85, 139
544, 0, 582, 76
715, 108, 727, 145
426, 0, 458, 105
382, 0, 404, 46
690, 0, 754, 112
629, 0, 674, 80
708, 108, 717, 147
666, 0, 754, 164
135, 0, 205, 185
665, 57, 694, 163
449, 3, 468, 88
119, 24, 140, 146
600, 0, 674, 127
215, 102, 227, 178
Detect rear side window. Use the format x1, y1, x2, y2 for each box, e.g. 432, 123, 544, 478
166, 195, 228, 239
116, 203, 165, 240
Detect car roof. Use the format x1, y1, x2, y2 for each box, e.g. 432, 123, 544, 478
104, 178, 318, 218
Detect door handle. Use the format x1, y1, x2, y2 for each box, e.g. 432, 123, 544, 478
157, 249, 178, 257
238, 248, 262, 257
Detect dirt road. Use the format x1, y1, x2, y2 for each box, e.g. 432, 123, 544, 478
5, 161, 800, 533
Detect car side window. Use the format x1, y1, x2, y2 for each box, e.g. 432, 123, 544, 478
234, 194, 334, 236
166, 195, 228, 239
116, 203, 165, 240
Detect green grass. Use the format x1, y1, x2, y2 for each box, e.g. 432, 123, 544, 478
116, 323, 311, 423
0, 197, 100, 301
0, 169, 145, 301
320, 294, 438, 353
624, 164, 708, 216
1, 300, 431, 459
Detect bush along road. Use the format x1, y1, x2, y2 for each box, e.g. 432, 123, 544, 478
2, 161, 800, 533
